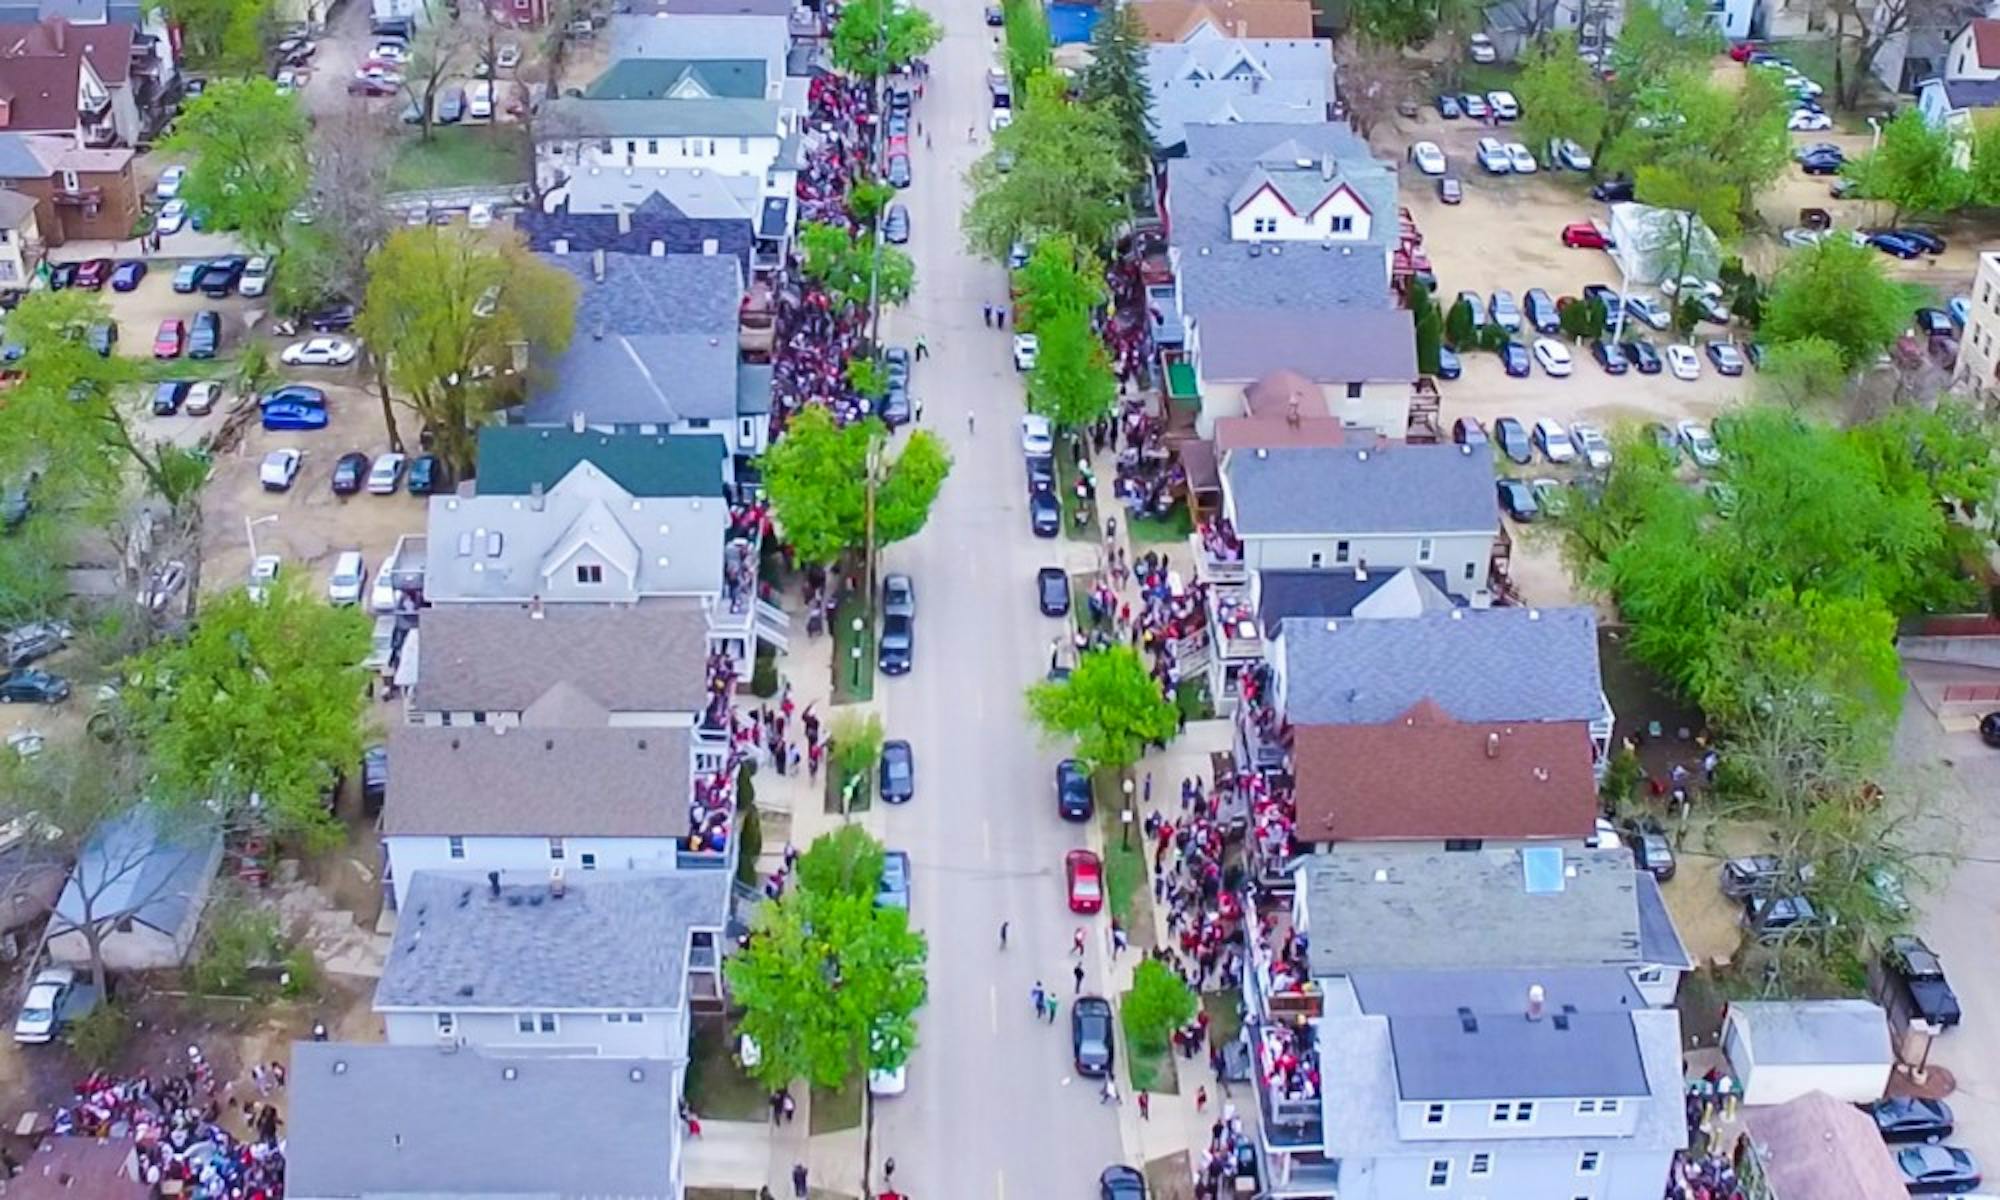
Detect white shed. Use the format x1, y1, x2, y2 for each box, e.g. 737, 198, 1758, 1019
1721, 999, 1894, 1107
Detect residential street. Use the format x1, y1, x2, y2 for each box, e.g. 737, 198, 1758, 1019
866, 7, 1131, 1198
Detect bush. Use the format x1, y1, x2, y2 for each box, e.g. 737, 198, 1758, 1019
1121, 959, 1197, 1054
751, 647, 779, 698
68, 1001, 128, 1068
736, 802, 764, 887
282, 946, 321, 1000
831, 712, 884, 781
190, 895, 285, 997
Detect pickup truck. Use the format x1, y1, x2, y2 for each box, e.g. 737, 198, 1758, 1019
1886, 936, 1962, 1029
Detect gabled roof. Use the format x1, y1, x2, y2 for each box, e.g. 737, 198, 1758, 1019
588, 57, 767, 100
0, 185, 35, 225
1223, 443, 1495, 537
1290, 705, 1600, 844
1133, 0, 1314, 42
1935, 76, 2000, 110
376, 869, 728, 1011
7, 1138, 149, 1200
523, 179, 755, 270
1275, 607, 1604, 726
1254, 567, 1458, 634
287, 1043, 678, 1200
383, 724, 693, 837
1744, 1092, 1908, 1200
410, 599, 710, 714
1147, 74, 1328, 149
477, 426, 726, 497
541, 95, 780, 139
1199, 309, 1418, 382
54, 808, 220, 940
1965, 17, 2000, 71
604, 11, 793, 80
0, 18, 131, 83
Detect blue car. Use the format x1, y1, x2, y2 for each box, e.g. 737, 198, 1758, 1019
1436, 345, 1461, 380
1498, 340, 1531, 377
261, 400, 328, 431
1949, 296, 1971, 327
260, 384, 326, 410
1865, 231, 1921, 259
110, 261, 146, 291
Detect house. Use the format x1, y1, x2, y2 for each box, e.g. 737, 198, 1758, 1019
1919, 21, 2000, 155
0, 185, 41, 291
8, 1137, 149, 1200
515, 251, 771, 463
0, 132, 137, 244
46, 808, 222, 972
1145, 26, 1335, 153
0, 0, 173, 104
1954, 250, 2000, 395
604, 13, 796, 95
1738, 1091, 1908, 1200
375, 869, 728, 1055
1194, 317, 1418, 440
0, 19, 133, 144
1303, 967, 1688, 1200
524, 177, 779, 276
380, 724, 712, 909
1133, 0, 1315, 42
1721, 1000, 1895, 1106
286, 1042, 683, 1200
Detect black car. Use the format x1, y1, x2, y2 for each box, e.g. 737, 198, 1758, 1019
888, 85, 912, 112
1524, 288, 1559, 334
878, 612, 913, 675
188, 310, 221, 359
199, 256, 248, 297
1589, 176, 1634, 202
1799, 151, 1844, 175
1071, 995, 1114, 1076
1630, 828, 1676, 881
406, 454, 443, 495
1496, 478, 1538, 522
306, 300, 357, 332
437, 86, 466, 122
1721, 855, 1789, 898
1029, 488, 1060, 537
1869, 1097, 1954, 1145
332, 451, 370, 495
1590, 338, 1630, 375
879, 738, 914, 804
85, 319, 117, 357
1886, 935, 1962, 1028
1866, 231, 1922, 259
1057, 758, 1093, 821
361, 743, 388, 815
1498, 340, 1530, 377
984, 4, 1003, 22
1626, 338, 1662, 375
0, 668, 69, 703
150, 381, 188, 415
1037, 566, 1069, 616
881, 378, 911, 425
1025, 453, 1055, 493
1492, 417, 1532, 464
882, 573, 914, 618
1917, 307, 1956, 337
46, 262, 76, 290
1099, 1166, 1147, 1200
110, 260, 146, 291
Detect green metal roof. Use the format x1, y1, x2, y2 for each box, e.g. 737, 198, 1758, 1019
476, 427, 727, 498
543, 96, 779, 139
587, 58, 768, 101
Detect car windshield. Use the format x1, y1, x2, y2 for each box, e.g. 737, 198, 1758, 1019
1074, 874, 1100, 898
886, 757, 911, 785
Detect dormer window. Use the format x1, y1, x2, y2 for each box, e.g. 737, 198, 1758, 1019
1329, 215, 1355, 234
576, 563, 604, 584
1252, 216, 1278, 235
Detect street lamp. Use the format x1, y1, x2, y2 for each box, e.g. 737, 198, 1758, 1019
1121, 777, 1136, 848
851, 616, 865, 691
245, 514, 277, 563
1868, 115, 1884, 153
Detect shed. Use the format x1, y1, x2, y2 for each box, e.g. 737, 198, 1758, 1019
1739, 1090, 1906, 1200
46, 809, 223, 973
1721, 1000, 1893, 1107
1605, 201, 1721, 287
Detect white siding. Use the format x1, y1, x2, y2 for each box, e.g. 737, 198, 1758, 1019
382, 1004, 690, 1060
1240, 531, 1491, 598
385, 834, 685, 908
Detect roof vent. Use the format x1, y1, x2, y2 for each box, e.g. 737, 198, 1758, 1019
1356, 449, 1367, 461
1485, 732, 1499, 759
1526, 984, 1545, 1021
592, 248, 606, 282
1269, 244, 1281, 256
1371, 867, 1387, 882
1324, 620, 1337, 632
571, 410, 587, 434
1527, 608, 1540, 620
487, 870, 500, 897
502, 1067, 519, 1081
629, 1067, 646, 1082
545, 739, 555, 750
1456, 1006, 1478, 1033
1255, 448, 1267, 458
1450, 609, 1464, 620
650, 239, 666, 257
333, 1060, 348, 1075
1461, 443, 1471, 455
1248, 243, 1262, 258
1532, 767, 1549, 782
552, 237, 570, 255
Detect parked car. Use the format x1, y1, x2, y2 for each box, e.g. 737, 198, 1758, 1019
1459, 92, 1489, 119
1623, 295, 1671, 330
1676, 419, 1721, 466
1721, 855, 1790, 898
198, 256, 247, 297
1744, 893, 1826, 939
14, 965, 85, 1043
1590, 338, 1630, 375
879, 739, 914, 804
1037, 567, 1069, 617
1590, 177, 1635, 202
1555, 138, 1592, 169
1867, 1097, 1954, 1145
1029, 488, 1059, 537
1705, 340, 1745, 375
1057, 758, 1093, 821
331, 451, 369, 494
1496, 478, 1539, 522
1436, 344, 1461, 378
306, 301, 358, 332
1799, 149, 1845, 175
109, 260, 146, 291
0, 669, 69, 703
1012, 333, 1039, 371
886, 153, 911, 187
3, 621, 70, 668
1071, 995, 1114, 1076
1631, 830, 1676, 881
247, 554, 282, 601
1065, 849, 1104, 913
1886, 935, 1962, 1028
1504, 142, 1537, 172
282, 336, 358, 367
1437, 175, 1462, 204
1626, 338, 1662, 374
1524, 288, 1559, 333
152, 318, 186, 358
1531, 339, 1573, 378
406, 454, 443, 495
1532, 418, 1575, 461
1021, 413, 1054, 456
1891, 227, 1947, 254
260, 448, 302, 491
1896, 1144, 1981, 1194
367, 452, 407, 494
1408, 141, 1446, 175
1474, 136, 1511, 173
85, 320, 116, 357
881, 572, 915, 619
187, 310, 221, 359
875, 850, 911, 911
1486, 89, 1520, 119
327, 551, 367, 605
1497, 340, 1530, 377
1451, 416, 1487, 446
878, 612, 913, 675
1560, 220, 1609, 249
155, 164, 186, 200
238, 255, 273, 297
184, 381, 221, 415
1435, 93, 1461, 118
1665, 344, 1702, 382
882, 202, 910, 243
150, 381, 188, 415
1468, 31, 1496, 61
1099, 1166, 1147, 1200
1492, 417, 1532, 464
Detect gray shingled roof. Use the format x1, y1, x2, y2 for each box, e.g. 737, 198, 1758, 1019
605, 11, 792, 77
1224, 444, 1495, 536
1725, 1000, 1894, 1067
411, 599, 709, 714
1196, 308, 1417, 382
287, 1043, 678, 1199
1636, 871, 1694, 971
1299, 847, 1647, 975
522, 180, 754, 272
54, 807, 221, 941
383, 725, 693, 837
1256, 567, 1457, 634
376, 869, 727, 1010
522, 251, 742, 426
1147, 78, 1327, 149
1276, 606, 1604, 725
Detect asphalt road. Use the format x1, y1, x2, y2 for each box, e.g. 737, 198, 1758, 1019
865, 6, 1130, 1198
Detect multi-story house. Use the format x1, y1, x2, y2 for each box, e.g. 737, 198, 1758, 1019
0, 132, 136, 243
1188, 313, 1417, 440
0, 186, 40, 292
522, 176, 785, 278
1133, 0, 1315, 42
0, 19, 132, 144
1956, 250, 2000, 396
1144, 25, 1335, 155
1919, 20, 2000, 160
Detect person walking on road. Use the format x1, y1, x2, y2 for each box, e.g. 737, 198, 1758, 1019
1044, 993, 1058, 1023
1099, 1077, 1119, 1105
1138, 1091, 1151, 1120
966, 410, 976, 435
998, 920, 1009, 949
1031, 981, 1046, 1017
1072, 927, 1086, 955
914, 334, 929, 361
1073, 962, 1086, 993
792, 1163, 809, 1199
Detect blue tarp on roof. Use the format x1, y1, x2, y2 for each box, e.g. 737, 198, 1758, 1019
1047, 3, 1099, 44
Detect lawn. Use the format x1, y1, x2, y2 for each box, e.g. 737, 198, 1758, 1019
1054, 449, 1100, 542
143, 354, 240, 382
1092, 766, 1155, 951
831, 592, 874, 704
1123, 1014, 1179, 1095
684, 1017, 769, 1121
1175, 677, 1214, 724
1129, 503, 1193, 545
388, 126, 528, 192
809, 1077, 862, 1133
1201, 991, 1243, 1049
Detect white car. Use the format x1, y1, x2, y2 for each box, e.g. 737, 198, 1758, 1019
1788, 109, 1832, 131
1665, 344, 1702, 382
367, 452, 407, 494
496, 41, 521, 67
156, 199, 188, 234
1534, 418, 1576, 462
14, 966, 76, 1044
989, 107, 1013, 132
369, 570, 398, 613
1554, 138, 1592, 170
1676, 419, 1721, 465
1486, 90, 1520, 119
1468, 32, 1497, 62
467, 202, 494, 228
185, 380, 222, 415
260, 448, 302, 491
140, 560, 187, 612
1408, 141, 1447, 176
1475, 136, 1512, 174
1532, 339, 1573, 377
1571, 422, 1612, 470
1781, 226, 1828, 247
328, 551, 367, 606
155, 165, 186, 201
1020, 413, 1054, 456
1504, 143, 1537, 173
1660, 275, 1722, 302
281, 336, 359, 367
238, 255, 272, 297
1011, 332, 1038, 371
371, 41, 411, 64
248, 554, 282, 601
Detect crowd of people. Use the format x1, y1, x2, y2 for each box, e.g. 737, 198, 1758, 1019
1664, 1073, 1746, 1200
1122, 551, 1209, 688
1110, 402, 1183, 521
45, 1048, 286, 1200
1142, 774, 1247, 1028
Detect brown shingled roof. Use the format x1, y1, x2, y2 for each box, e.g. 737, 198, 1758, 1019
0, 53, 79, 132
0, 19, 135, 85
1290, 700, 1598, 843
1971, 18, 2000, 71
1743, 1091, 1907, 1200
1134, 0, 1314, 40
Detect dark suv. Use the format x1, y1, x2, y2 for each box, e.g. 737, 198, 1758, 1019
199, 256, 248, 298
1057, 758, 1093, 821
878, 612, 913, 675
188, 310, 221, 359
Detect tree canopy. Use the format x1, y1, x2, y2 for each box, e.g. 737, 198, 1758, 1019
158, 0, 271, 70
1013, 235, 1105, 332
1027, 309, 1117, 430
830, 0, 941, 80
1001, 0, 1051, 87
1121, 959, 1198, 1052
1761, 235, 1912, 370
1081, 2, 1154, 178
357, 227, 579, 478
162, 79, 309, 251
964, 73, 1139, 259
759, 407, 952, 566
1608, 68, 1789, 227
1844, 107, 1969, 222
1026, 645, 1179, 770
797, 221, 916, 310
1515, 32, 1609, 160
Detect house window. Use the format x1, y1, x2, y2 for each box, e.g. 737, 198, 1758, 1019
1251, 216, 1278, 234
1330, 215, 1354, 233
1516, 1102, 1535, 1123
607, 1012, 625, 1023
1636, 966, 1663, 983
1464, 562, 1477, 581
1578, 1151, 1601, 1175
1423, 1103, 1446, 1125
549, 837, 566, 860
647, 139, 658, 155
59, 169, 78, 192
517, 1013, 536, 1033
447, 836, 465, 859
1427, 1160, 1451, 1189
1469, 1153, 1491, 1178
1490, 1103, 1510, 1123
686, 418, 711, 428
472, 711, 487, 725
1599, 1099, 1620, 1115
690, 139, 705, 157
538, 1013, 557, 1033
739, 138, 749, 153
1444, 838, 1483, 852
626, 140, 638, 156
599, 138, 613, 154
625, 1012, 645, 1022
1419, 538, 1435, 563
1309, 552, 1323, 569
1345, 381, 1363, 399
1335, 540, 1350, 564
576, 564, 604, 584
581, 853, 598, 870
435, 1013, 456, 1036
1491, 1101, 1533, 1124
1577, 1099, 1597, 1115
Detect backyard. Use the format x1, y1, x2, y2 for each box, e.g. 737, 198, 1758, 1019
387, 126, 528, 192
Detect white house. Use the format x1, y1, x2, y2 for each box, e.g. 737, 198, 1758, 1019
1918, 20, 2000, 157
0, 187, 41, 290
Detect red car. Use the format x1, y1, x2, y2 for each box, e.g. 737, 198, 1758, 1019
1065, 849, 1104, 914
1560, 221, 1609, 249
1728, 40, 1763, 61
152, 318, 186, 358
72, 258, 112, 289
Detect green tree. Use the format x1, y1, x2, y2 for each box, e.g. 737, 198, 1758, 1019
1014, 235, 1105, 333
759, 408, 952, 566
1598, 0, 1719, 161
797, 220, 916, 310
162, 79, 309, 251
402, 20, 474, 143
1761, 236, 1910, 370
1444, 294, 1475, 349
122, 573, 372, 846
1347, 0, 1434, 46
965, 73, 1139, 259
846, 355, 890, 400
829, 712, 886, 806
831, 0, 942, 80
1630, 163, 1730, 291
158, 0, 270, 70
1026, 645, 1179, 770
1028, 309, 1117, 430
849, 179, 895, 228
1082, 1, 1154, 178
1844, 108, 1969, 223
1698, 587, 1903, 750
357, 227, 579, 479
1613, 68, 1787, 229
1002, 0, 1052, 88
1515, 32, 1609, 162
1967, 121, 2000, 206
796, 822, 886, 900
1755, 336, 1848, 409
1121, 959, 1198, 1053
1409, 280, 1442, 376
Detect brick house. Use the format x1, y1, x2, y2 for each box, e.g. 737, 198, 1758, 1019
0, 130, 137, 244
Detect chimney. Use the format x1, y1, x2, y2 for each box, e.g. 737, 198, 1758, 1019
552, 237, 570, 255
1485, 731, 1499, 759
530, 595, 544, 619
617, 205, 632, 235
549, 866, 566, 898
591, 248, 606, 282
1286, 395, 1300, 427
1355, 558, 1368, 580
1320, 152, 1333, 181
486, 871, 501, 898
650, 239, 666, 256
1526, 984, 1545, 1021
